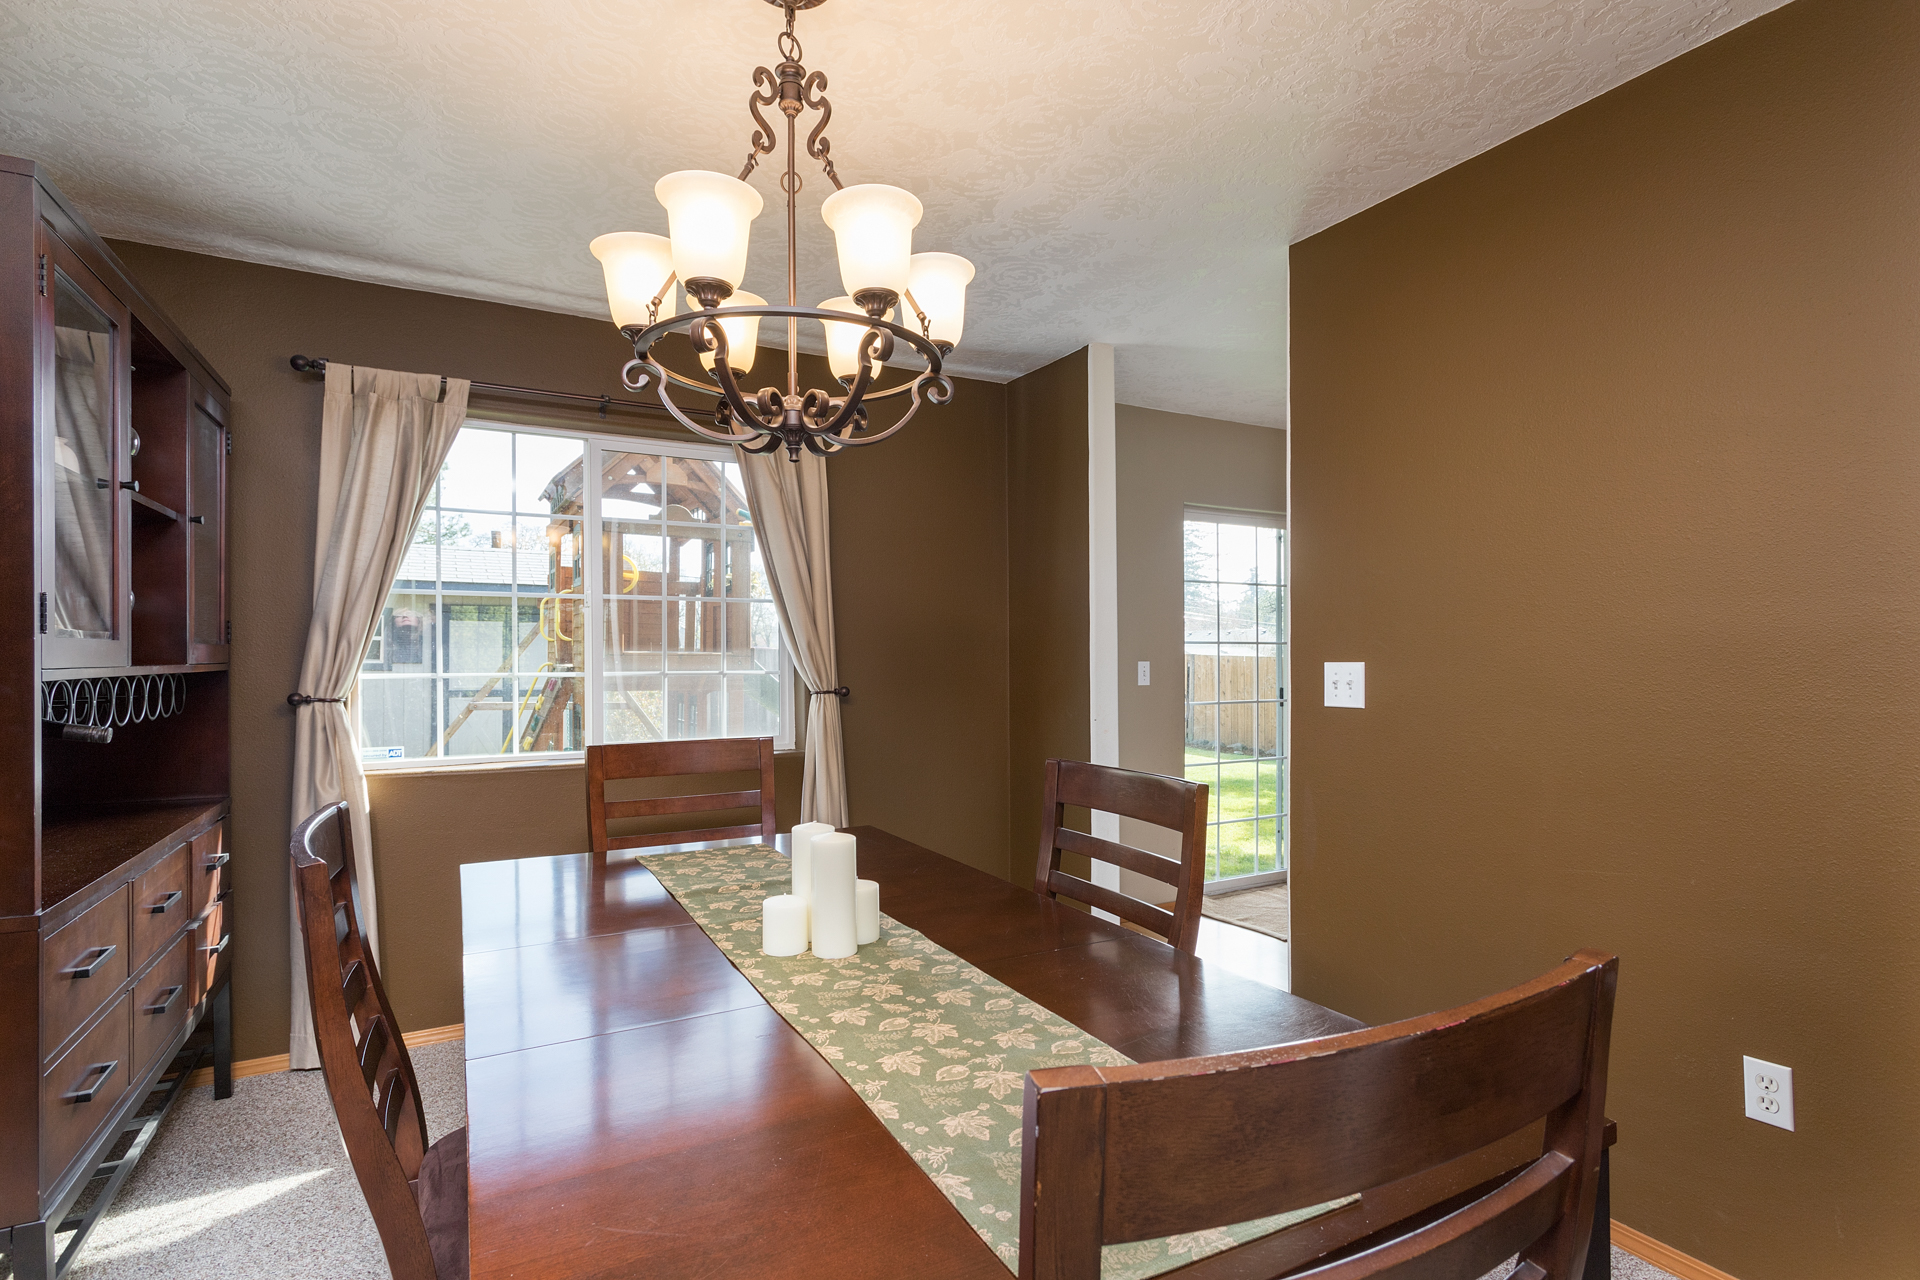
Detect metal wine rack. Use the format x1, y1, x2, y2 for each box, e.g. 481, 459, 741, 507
42, 674, 188, 743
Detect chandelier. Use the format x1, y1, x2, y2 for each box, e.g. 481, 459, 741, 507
589, 0, 974, 462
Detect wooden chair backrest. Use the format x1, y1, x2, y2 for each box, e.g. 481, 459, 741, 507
291, 802, 439, 1280
1033, 759, 1208, 953
1019, 950, 1618, 1280
585, 736, 778, 854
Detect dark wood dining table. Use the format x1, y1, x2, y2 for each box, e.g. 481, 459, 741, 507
457, 827, 1610, 1280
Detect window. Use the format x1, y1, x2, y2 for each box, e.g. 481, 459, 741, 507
1183, 511, 1285, 884
357, 422, 789, 766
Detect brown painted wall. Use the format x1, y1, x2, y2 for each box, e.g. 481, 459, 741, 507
1288, 1, 1919, 1275
1006, 350, 1090, 885
105, 243, 1011, 1056
1114, 406, 1285, 880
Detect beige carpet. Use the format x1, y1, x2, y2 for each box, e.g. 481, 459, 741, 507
48, 1037, 1676, 1280
1203, 881, 1290, 940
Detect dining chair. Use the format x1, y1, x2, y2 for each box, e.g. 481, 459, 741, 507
585, 735, 778, 855
1019, 950, 1618, 1280
291, 802, 468, 1280
1033, 758, 1209, 953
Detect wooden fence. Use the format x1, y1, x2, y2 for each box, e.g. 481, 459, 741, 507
1186, 653, 1281, 755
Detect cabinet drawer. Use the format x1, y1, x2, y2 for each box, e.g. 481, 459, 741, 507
190, 821, 229, 918
131, 844, 191, 972
191, 896, 231, 1005
133, 932, 193, 1082
42, 994, 131, 1189
43, 885, 130, 1062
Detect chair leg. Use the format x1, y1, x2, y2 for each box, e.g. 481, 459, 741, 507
211, 981, 234, 1100
1581, 1148, 1611, 1280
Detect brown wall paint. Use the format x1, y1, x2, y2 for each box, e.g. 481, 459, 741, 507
830, 381, 1013, 880
104, 242, 1012, 1056
1288, 1, 1919, 1275
1006, 350, 1090, 884
1114, 406, 1286, 881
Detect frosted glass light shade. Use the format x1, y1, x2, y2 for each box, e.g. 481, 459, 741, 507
905, 252, 974, 348
655, 170, 764, 292
699, 291, 766, 376
589, 232, 677, 329
820, 296, 885, 381
820, 184, 922, 300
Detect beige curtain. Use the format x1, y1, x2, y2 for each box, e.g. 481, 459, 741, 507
289, 365, 469, 1069
733, 448, 848, 826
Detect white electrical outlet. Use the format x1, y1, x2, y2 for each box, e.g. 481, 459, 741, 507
1743, 1056, 1794, 1131
1137, 661, 1151, 686
1324, 662, 1365, 708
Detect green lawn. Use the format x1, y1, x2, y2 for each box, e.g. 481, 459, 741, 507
1186, 749, 1284, 880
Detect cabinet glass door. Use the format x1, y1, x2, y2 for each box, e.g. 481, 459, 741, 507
188, 391, 227, 661
45, 258, 129, 669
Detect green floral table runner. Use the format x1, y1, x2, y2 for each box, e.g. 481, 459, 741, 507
638, 844, 1345, 1278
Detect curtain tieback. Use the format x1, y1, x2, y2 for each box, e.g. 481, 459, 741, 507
287, 693, 347, 707
809, 686, 850, 698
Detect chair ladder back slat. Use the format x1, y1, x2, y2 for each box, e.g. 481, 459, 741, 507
341, 958, 369, 1025
1287, 1153, 1572, 1280
1053, 827, 1183, 886
604, 789, 762, 819
607, 822, 763, 851
586, 737, 777, 856
1033, 758, 1208, 953
358, 1013, 391, 1095
1045, 871, 1177, 939
290, 803, 442, 1280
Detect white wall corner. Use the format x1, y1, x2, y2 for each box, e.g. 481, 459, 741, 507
1087, 343, 1122, 903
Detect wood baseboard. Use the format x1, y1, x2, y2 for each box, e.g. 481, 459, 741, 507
1613, 1220, 1743, 1280
184, 1023, 464, 1090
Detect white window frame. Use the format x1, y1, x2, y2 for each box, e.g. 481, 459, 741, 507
1182, 505, 1287, 891
358, 418, 795, 772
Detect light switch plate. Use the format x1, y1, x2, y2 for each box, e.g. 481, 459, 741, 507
1137, 661, 1150, 686
1743, 1055, 1794, 1131
1324, 662, 1365, 708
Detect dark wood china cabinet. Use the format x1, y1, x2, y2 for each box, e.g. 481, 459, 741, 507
1, 155, 234, 1280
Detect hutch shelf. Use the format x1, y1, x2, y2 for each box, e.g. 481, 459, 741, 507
1, 155, 234, 1280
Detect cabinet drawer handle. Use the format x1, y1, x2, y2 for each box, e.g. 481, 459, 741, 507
93, 476, 109, 490
144, 985, 183, 1015
120, 479, 139, 492
203, 934, 230, 957
204, 852, 230, 870
64, 1060, 118, 1104
188, 514, 205, 524
66, 944, 116, 978
148, 890, 183, 914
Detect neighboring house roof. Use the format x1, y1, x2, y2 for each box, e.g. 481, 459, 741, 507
392, 543, 557, 592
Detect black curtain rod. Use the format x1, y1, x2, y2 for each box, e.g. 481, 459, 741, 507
288, 355, 666, 418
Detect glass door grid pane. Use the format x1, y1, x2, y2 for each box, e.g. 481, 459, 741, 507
1183, 518, 1286, 883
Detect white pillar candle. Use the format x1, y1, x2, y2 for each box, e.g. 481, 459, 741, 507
790, 821, 835, 908
761, 895, 807, 957
855, 879, 880, 945
809, 832, 859, 959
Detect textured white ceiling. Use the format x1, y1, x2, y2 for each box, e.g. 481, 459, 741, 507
0, 0, 1786, 426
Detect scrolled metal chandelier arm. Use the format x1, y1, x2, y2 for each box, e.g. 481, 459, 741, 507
592, 0, 971, 463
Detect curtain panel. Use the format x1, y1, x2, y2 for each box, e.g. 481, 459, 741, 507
289, 365, 469, 1069
733, 448, 848, 826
